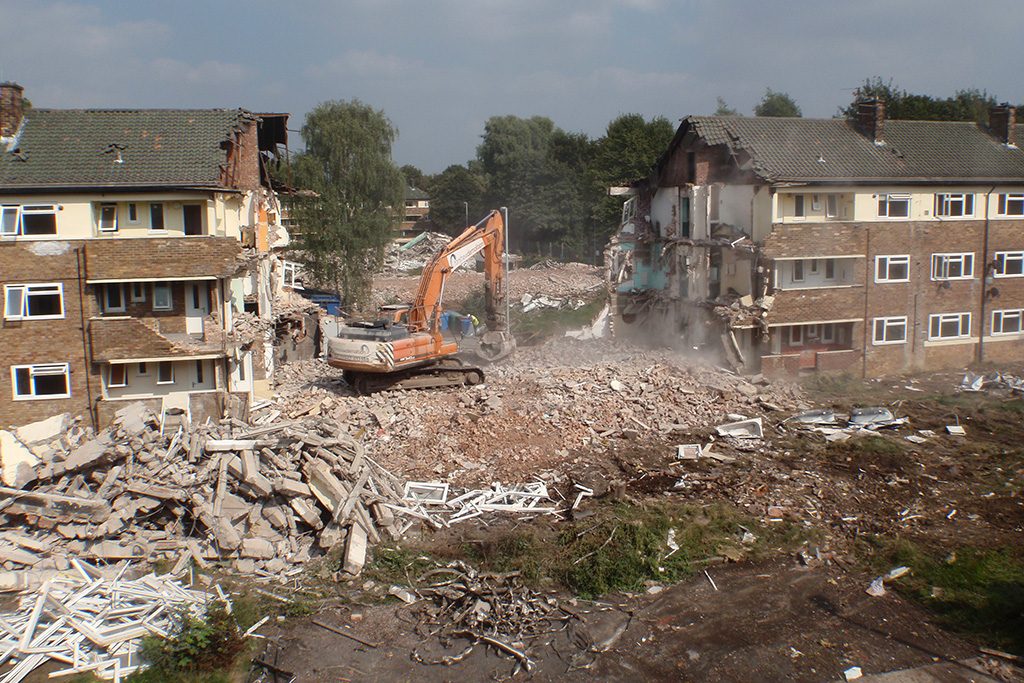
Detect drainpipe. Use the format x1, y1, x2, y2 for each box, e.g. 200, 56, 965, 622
860, 228, 871, 379
977, 186, 995, 364
75, 247, 98, 431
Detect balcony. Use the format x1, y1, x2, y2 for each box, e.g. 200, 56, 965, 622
89, 317, 225, 363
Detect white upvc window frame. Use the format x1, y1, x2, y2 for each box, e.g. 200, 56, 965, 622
820, 323, 835, 343
934, 193, 975, 217
149, 203, 166, 231
129, 282, 147, 303
103, 283, 126, 313
791, 260, 804, 283
877, 193, 911, 218
127, 203, 139, 224
991, 309, 1024, 336
3, 283, 65, 321
793, 194, 805, 218
875, 255, 910, 283
157, 361, 175, 385
788, 325, 804, 347
929, 312, 971, 340
997, 193, 1024, 217
98, 203, 119, 233
825, 194, 839, 218
873, 316, 908, 345
281, 261, 303, 289
931, 252, 974, 281
0, 204, 20, 236
107, 363, 128, 388
994, 251, 1024, 278
2, 204, 58, 237
824, 258, 836, 280
11, 363, 71, 400
152, 283, 172, 311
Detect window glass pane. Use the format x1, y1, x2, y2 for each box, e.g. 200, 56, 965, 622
158, 361, 173, 383
26, 290, 61, 317
150, 204, 165, 230
890, 199, 909, 217
21, 212, 56, 235
1, 207, 18, 235
106, 284, 124, 310
109, 365, 126, 387
128, 204, 138, 222
33, 372, 68, 396
13, 367, 30, 395
5, 287, 24, 318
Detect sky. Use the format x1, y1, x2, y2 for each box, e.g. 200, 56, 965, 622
1, 0, 1022, 174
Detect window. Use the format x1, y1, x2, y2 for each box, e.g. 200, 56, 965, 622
11, 363, 70, 400
824, 258, 835, 280
195, 360, 204, 384
789, 326, 804, 346
1, 205, 58, 236
792, 260, 804, 282
873, 317, 907, 345
237, 357, 246, 382
137, 362, 148, 376
878, 193, 910, 218
809, 258, 819, 274
4, 283, 64, 320
931, 253, 974, 280
992, 309, 1024, 335
127, 203, 139, 223
875, 255, 910, 283
150, 203, 165, 231
929, 312, 971, 340
826, 194, 839, 218
281, 261, 303, 289
820, 323, 835, 343
935, 193, 974, 217
183, 204, 203, 236
98, 203, 118, 232
157, 361, 174, 385
998, 193, 1024, 216
811, 194, 822, 211
994, 251, 1024, 278
108, 364, 127, 388
103, 284, 125, 313
794, 195, 805, 217
130, 282, 146, 303
152, 283, 172, 311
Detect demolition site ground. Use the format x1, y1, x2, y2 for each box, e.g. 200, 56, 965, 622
5, 264, 1023, 682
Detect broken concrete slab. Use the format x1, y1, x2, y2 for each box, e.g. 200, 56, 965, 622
13, 413, 68, 446
342, 523, 368, 576
274, 477, 311, 498
0, 485, 111, 522
241, 537, 276, 559
0, 429, 39, 487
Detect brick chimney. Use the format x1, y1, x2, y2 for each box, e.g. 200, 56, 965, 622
856, 98, 885, 144
0, 82, 25, 139
989, 103, 1017, 147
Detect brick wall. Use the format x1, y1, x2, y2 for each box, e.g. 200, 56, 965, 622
769, 286, 865, 325
223, 121, 262, 192
0, 242, 99, 427
85, 237, 240, 280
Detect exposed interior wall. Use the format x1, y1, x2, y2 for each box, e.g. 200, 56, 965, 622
103, 358, 217, 400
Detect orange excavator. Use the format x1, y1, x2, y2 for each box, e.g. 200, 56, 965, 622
326, 209, 516, 393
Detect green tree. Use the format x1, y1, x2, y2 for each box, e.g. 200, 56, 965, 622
290, 99, 403, 305
840, 77, 999, 123
427, 164, 487, 235
589, 113, 675, 242
399, 164, 429, 193
754, 88, 802, 117
714, 96, 738, 116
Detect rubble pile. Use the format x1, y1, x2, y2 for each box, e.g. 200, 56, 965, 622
265, 341, 803, 483
0, 561, 214, 681
371, 261, 603, 311
958, 370, 1024, 394
382, 232, 452, 273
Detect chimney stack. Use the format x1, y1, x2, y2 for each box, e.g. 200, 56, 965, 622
0, 82, 25, 139
856, 98, 885, 144
989, 103, 1017, 147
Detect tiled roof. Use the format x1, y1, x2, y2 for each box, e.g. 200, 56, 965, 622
0, 109, 256, 190
405, 186, 429, 200
685, 116, 1024, 183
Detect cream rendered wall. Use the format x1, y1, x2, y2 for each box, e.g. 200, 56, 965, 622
104, 358, 216, 400
774, 186, 1024, 224
650, 187, 677, 237
718, 185, 756, 234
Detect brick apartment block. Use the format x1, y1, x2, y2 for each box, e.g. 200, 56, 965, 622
1, 82, 291, 428
608, 100, 1024, 377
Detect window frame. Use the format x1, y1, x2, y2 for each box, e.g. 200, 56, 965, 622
152, 283, 172, 311
157, 361, 175, 385
934, 193, 975, 218
108, 364, 128, 388
994, 251, 1024, 278
930, 252, 974, 281
877, 193, 911, 218
929, 312, 971, 341
789, 325, 804, 347
149, 203, 166, 231
0, 204, 20, 236
130, 282, 146, 303
825, 194, 839, 218
127, 203, 139, 224
103, 283, 126, 313
874, 255, 910, 283
820, 323, 835, 344
992, 309, 1024, 336
281, 261, 303, 289
794, 194, 805, 218
11, 363, 71, 400
824, 258, 836, 280
873, 316, 908, 345
98, 203, 119, 233
791, 260, 804, 283
19, 205, 58, 236
997, 193, 1024, 217
3, 283, 65, 321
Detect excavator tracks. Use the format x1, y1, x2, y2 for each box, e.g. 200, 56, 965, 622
344, 358, 484, 395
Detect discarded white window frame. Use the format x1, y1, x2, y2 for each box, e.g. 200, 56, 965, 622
3, 283, 64, 321
676, 444, 702, 460
402, 481, 449, 505
281, 260, 303, 289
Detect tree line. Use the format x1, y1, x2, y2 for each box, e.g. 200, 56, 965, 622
283, 79, 1021, 304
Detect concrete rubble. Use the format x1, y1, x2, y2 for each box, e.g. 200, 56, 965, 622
0, 560, 216, 682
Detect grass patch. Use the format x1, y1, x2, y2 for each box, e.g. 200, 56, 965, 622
866, 538, 1024, 654
364, 546, 440, 587
127, 604, 246, 683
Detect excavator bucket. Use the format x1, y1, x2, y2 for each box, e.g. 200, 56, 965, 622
476, 330, 517, 362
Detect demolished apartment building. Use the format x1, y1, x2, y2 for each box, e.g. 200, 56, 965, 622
608, 100, 1024, 377
0, 82, 291, 428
